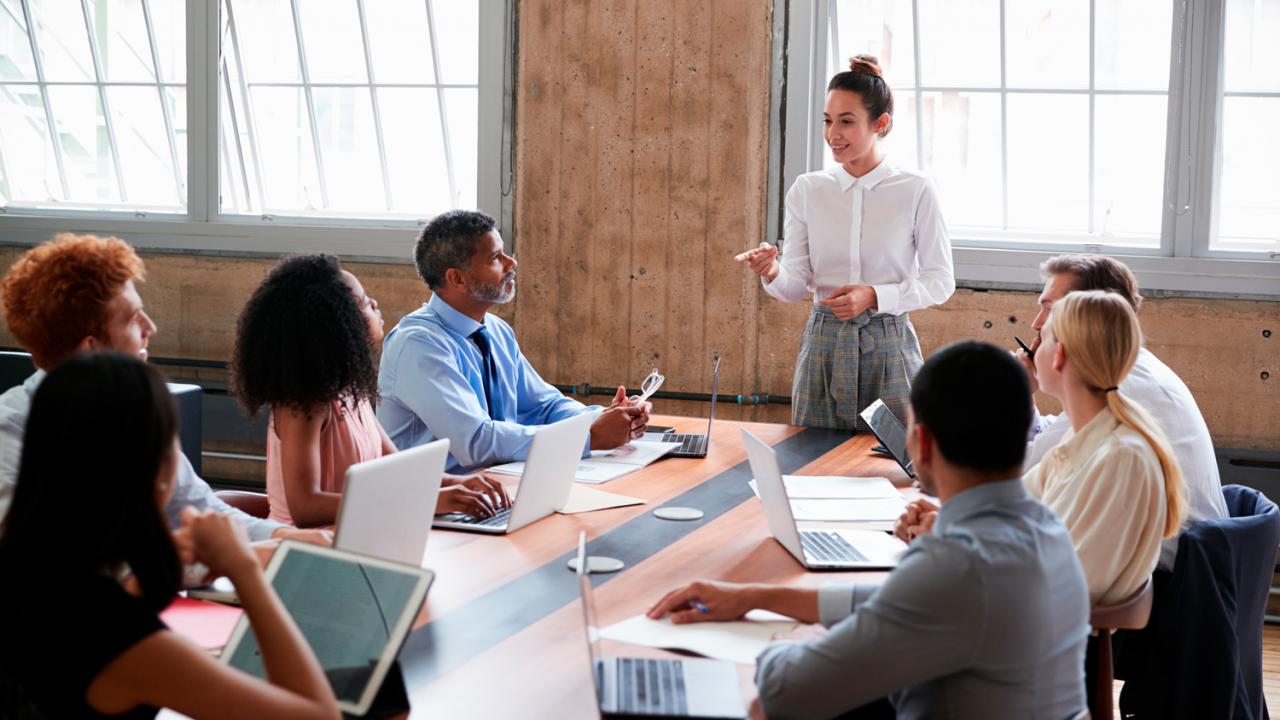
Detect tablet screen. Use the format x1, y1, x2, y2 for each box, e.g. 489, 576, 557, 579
223, 545, 431, 710
861, 400, 913, 475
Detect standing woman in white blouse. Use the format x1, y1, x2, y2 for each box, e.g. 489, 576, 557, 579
737, 55, 954, 429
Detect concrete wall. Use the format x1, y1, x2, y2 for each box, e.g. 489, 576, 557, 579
1, 0, 1277, 455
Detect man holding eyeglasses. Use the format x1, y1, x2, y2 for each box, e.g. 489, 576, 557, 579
377, 210, 650, 473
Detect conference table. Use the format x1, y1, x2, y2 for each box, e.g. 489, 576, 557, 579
395, 414, 918, 718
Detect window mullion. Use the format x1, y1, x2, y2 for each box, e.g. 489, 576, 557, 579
287, 0, 329, 209
1164, 0, 1227, 259
1087, 0, 1095, 235
910, 0, 923, 170
424, 0, 457, 208
222, 0, 267, 213
78, 0, 128, 202
140, 0, 184, 206
826, 0, 839, 76
354, 0, 393, 212
999, 0, 1008, 230
19, 0, 71, 200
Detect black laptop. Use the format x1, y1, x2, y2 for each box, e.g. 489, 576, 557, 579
645, 356, 720, 458
858, 398, 915, 479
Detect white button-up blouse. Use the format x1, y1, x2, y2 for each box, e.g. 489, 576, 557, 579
765, 160, 955, 316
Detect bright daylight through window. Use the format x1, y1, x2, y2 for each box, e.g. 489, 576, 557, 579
0, 0, 484, 222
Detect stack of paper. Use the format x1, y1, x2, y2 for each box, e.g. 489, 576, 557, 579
600, 610, 802, 665
749, 475, 907, 522
488, 439, 681, 484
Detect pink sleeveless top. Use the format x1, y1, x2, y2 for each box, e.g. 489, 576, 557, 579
265, 397, 384, 526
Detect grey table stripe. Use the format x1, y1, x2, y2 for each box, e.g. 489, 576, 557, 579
398, 426, 851, 690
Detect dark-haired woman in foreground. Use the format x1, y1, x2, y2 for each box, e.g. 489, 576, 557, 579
736, 55, 954, 430
231, 254, 509, 528
0, 352, 339, 719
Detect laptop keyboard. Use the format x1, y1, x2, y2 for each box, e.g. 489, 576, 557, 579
666, 433, 707, 455
801, 530, 869, 563
453, 507, 511, 528
614, 657, 688, 716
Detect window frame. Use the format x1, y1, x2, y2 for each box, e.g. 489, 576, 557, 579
771, 0, 1280, 297
0, 0, 514, 260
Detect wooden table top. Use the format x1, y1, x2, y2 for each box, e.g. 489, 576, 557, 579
396, 415, 916, 718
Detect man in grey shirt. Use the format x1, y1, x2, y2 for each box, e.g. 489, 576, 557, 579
648, 341, 1090, 719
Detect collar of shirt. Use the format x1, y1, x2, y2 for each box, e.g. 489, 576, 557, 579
425, 293, 489, 337
1047, 406, 1121, 472
934, 477, 1028, 534
833, 159, 894, 193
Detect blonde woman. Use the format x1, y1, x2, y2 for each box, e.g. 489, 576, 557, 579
1026, 289, 1188, 605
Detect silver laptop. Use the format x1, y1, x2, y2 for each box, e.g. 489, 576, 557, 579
645, 356, 720, 458
576, 534, 745, 719
221, 541, 434, 716
433, 411, 594, 534
742, 429, 907, 570
334, 439, 449, 568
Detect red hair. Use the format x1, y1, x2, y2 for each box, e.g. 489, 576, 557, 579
1, 234, 145, 369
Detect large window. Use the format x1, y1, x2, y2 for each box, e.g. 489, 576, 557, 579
778, 0, 1280, 294
0, 0, 509, 256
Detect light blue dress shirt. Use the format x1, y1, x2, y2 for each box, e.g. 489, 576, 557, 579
377, 294, 595, 473
755, 479, 1090, 720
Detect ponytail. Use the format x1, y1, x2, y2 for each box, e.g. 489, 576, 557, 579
1107, 391, 1188, 538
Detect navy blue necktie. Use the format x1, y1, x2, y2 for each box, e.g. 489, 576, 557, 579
470, 327, 501, 421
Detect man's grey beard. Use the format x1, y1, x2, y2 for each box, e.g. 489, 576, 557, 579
470, 271, 517, 304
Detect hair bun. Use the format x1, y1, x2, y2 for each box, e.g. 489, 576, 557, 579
848, 54, 883, 79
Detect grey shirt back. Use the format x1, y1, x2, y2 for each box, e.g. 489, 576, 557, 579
756, 479, 1089, 720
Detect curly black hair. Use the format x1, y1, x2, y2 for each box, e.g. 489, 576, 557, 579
414, 209, 496, 289
230, 254, 378, 416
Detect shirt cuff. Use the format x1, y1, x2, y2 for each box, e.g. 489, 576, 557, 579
871, 284, 899, 315
248, 517, 287, 543
818, 584, 854, 627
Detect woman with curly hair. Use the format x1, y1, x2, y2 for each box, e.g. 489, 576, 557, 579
231, 254, 509, 528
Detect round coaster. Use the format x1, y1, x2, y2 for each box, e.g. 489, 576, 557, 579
567, 555, 626, 573
654, 506, 704, 521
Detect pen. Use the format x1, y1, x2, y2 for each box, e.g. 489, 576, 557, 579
691, 601, 709, 614
1014, 336, 1035, 360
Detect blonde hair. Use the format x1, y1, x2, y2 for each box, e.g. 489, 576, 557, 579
1049, 290, 1187, 538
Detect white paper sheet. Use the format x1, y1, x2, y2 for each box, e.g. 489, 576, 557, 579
600, 610, 802, 665
557, 485, 645, 514
764, 475, 901, 499
486, 441, 680, 484
788, 496, 907, 522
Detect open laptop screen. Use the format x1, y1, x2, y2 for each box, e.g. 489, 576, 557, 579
222, 542, 434, 714
859, 399, 914, 477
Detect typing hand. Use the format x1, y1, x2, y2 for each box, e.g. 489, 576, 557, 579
647, 580, 754, 625
435, 485, 498, 518
734, 243, 780, 281
818, 285, 877, 320
446, 472, 512, 510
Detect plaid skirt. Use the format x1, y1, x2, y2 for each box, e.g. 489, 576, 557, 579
792, 306, 924, 430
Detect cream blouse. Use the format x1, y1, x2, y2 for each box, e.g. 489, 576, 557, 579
1023, 407, 1169, 606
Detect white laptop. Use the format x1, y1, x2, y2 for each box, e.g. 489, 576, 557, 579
576, 534, 745, 719
220, 541, 434, 716
334, 438, 449, 568
741, 429, 907, 570
433, 411, 594, 534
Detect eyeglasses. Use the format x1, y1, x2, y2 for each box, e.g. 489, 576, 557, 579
634, 368, 664, 404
